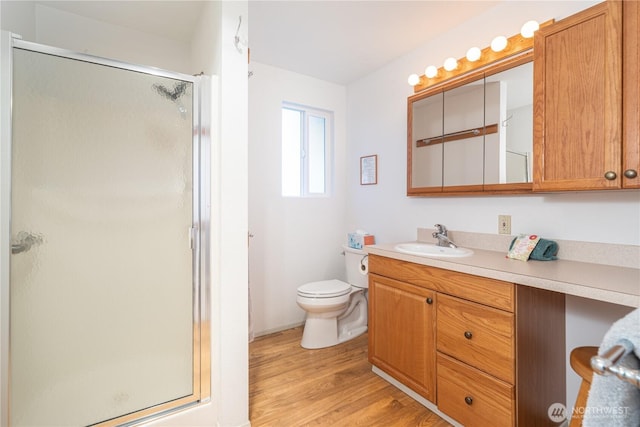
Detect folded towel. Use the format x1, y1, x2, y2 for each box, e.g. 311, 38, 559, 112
530, 238, 558, 261
507, 235, 558, 261
584, 308, 640, 427
507, 234, 540, 261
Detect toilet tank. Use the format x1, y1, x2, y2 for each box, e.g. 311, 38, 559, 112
343, 245, 369, 288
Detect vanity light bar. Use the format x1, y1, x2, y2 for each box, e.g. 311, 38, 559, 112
409, 19, 553, 93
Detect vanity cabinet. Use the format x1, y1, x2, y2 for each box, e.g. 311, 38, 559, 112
368, 254, 566, 426
368, 274, 436, 402
533, 0, 628, 191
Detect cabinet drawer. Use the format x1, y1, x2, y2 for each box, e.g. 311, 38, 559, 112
437, 293, 514, 383
437, 353, 514, 427
368, 255, 514, 311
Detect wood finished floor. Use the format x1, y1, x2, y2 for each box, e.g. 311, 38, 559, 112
249, 327, 452, 427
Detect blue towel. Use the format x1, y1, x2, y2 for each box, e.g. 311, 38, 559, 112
530, 238, 558, 261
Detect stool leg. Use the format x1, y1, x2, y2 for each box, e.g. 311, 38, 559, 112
569, 346, 598, 427
569, 378, 591, 427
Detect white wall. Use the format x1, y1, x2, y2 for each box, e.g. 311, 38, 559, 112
0, 1, 36, 41
1, 1, 250, 426
248, 62, 347, 336
346, 0, 638, 414
152, 2, 250, 426
212, 2, 249, 425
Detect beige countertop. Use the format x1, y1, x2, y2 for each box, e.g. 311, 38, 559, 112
365, 241, 640, 308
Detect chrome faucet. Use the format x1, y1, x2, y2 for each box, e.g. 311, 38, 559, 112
432, 224, 458, 248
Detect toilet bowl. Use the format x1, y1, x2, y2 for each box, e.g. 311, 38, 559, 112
296, 246, 369, 349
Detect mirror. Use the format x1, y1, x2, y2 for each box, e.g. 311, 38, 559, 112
408, 55, 533, 195
484, 62, 533, 185
410, 92, 444, 189
443, 79, 485, 188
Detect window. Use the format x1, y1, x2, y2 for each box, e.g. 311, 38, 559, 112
281, 103, 333, 197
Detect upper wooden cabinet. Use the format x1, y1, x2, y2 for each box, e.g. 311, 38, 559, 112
623, 0, 640, 188
533, 0, 626, 191
408, 0, 638, 195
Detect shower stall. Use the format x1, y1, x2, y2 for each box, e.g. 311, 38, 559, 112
0, 34, 211, 426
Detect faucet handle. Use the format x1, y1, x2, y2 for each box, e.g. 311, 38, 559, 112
434, 224, 447, 234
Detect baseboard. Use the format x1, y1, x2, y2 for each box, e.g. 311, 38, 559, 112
219, 421, 251, 427
252, 322, 305, 339
371, 366, 462, 427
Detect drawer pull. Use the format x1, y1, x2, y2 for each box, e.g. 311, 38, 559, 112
464, 331, 473, 339
465, 396, 473, 405
604, 171, 617, 180
426, 297, 433, 305
624, 169, 638, 179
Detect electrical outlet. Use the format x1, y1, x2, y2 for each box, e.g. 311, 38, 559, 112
498, 215, 511, 235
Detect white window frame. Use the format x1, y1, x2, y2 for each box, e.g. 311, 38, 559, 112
281, 102, 333, 197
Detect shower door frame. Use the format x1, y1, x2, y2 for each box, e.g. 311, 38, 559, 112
0, 33, 211, 426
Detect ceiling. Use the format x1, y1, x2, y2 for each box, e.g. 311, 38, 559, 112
248, 1, 499, 84
37, 0, 501, 85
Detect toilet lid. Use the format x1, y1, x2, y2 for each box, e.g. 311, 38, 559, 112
297, 279, 351, 298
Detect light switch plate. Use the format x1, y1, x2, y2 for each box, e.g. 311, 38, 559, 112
498, 215, 511, 235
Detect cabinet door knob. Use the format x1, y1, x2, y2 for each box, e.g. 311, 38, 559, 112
464, 331, 473, 339
604, 171, 617, 180
465, 396, 473, 405
624, 169, 638, 179
426, 297, 433, 304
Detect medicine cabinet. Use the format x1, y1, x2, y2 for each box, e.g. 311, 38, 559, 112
407, 54, 534, 195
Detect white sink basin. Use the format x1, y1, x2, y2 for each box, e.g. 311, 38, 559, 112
394, 242, 473, 258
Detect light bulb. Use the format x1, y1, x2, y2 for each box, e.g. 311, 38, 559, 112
443, 57, 458, 71
425, 65, 438, 78
491, 36, 508, 52
520, 20, 540, 38
466, 47, 481, 62
407, 74, 420, 86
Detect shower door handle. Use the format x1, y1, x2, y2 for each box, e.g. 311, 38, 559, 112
11, 231, 43, 255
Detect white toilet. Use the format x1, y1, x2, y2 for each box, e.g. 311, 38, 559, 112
296, 245, 369, 349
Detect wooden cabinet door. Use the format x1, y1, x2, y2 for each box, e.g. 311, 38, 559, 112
533, 1, 623, 191
623, 0, 640, 188
368, 274, 436, 402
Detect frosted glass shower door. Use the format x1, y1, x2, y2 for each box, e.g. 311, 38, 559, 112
10, 47, 198, 426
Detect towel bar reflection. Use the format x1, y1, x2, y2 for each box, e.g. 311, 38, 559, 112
416, 123, 499, 147
591, 339, 640, 388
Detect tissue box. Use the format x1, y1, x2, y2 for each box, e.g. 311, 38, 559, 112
348, 233, 375, 249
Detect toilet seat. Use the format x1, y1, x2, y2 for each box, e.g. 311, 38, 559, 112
297, 279, 351, 298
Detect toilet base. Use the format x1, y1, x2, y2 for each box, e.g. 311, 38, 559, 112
300, 318, 368, 349
300, 290, 367, 349
338, 324, 367, 344
301, 317, 340, 349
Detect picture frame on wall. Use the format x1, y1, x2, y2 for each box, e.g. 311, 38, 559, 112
360, 154, 377, 185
